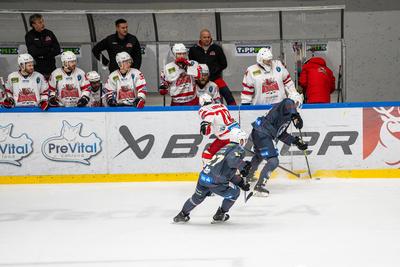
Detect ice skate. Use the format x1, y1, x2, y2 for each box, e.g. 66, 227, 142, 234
211, 207, 230, 224
173, 211, 190, 223
253, 183, 270, 197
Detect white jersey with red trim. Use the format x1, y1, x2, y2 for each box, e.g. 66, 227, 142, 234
88, 88, 105, 107
104, 68, 147, 105
196, 81, 221, 103
48, 67, 90, 107
241, 60, 298, 105
198, 103, 238, 140
161, 60, 200, 104
5, 71, 49, 107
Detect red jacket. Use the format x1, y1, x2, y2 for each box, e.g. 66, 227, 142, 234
299, 57, 335, 103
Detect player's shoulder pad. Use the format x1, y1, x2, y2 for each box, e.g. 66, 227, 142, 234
8, 71, 19, 78
108, 70, 119, 82
208, 81, 218, 89
273, 60, 286, 72
51, 68, 62, 81
165, 62, 178, 75
189, 60, 199, 67
76, 67, 85, 75
248, 64, 262, 76
33, 71, 44, 78
8, 71, 19, 83
130, 68, 142, 75
199, 104, 211, 113
75, 68, 86, 81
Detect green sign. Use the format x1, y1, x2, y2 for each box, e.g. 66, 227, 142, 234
235, 45, 272, 56
306, 44, 327, 52
0, 47, 18, 55
61, 47, 81, 55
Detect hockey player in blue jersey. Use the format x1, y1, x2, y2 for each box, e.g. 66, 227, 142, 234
247, 97, 308, 196
173, 128, 252, 223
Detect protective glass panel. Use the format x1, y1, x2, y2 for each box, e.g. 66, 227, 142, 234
220, 12, 280, 41
222, 42, 281, 92
54, 44, 93, 73
25, 13, 91, 43
0, 14, 26, 43
156, 13, 216, 42
282, 10, 341, 39
97, 44, 158, 92
0, 44, 27, 79
92, 14, 155, 42
282, 40, 342, 102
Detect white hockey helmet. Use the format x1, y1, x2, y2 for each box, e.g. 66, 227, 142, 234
230, 128, 247, 147
199, 64, 209, 75
17, 53, 34, 69
256, 47, 273, 69
116, 52, 132, 68
86, 71, 101, 82
199, 93, 213, 106
172, 43, 187, 57
61, 51, 77, 66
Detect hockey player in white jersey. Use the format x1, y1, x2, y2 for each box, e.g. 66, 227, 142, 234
86, 71, 104, 107
159, 43, 201, 106
3, 53, 50, 110
104, 52, 147, 108
195, 64, 221, 103
241, 48, 303, 106
198, 94, 240, 165
48, 51, 91, 107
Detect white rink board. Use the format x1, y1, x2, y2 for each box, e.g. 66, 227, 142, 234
0, 105, 399, 176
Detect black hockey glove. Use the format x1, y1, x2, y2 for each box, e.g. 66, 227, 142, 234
3, 97, 15, 108
293, 136, 308, 151
107, 98, 117, 107
200, 121, 211, 135
237, 178, 250, 191
48, 96, 62, 107
292, 113, 303, 129
77, 95, 90, 107
240, 160, 252, 177
132, 97, 145, 108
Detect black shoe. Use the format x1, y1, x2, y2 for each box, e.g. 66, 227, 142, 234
212, 207, 230, 223
173, 211, 190, 223
254, 183, 270, 197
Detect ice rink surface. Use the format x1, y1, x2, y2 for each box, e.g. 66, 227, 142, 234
0, 178, 399, 267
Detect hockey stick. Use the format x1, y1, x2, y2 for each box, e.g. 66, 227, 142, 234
237, 103, 248, 201
336, 65, 343, 103
298, 129, 313, 179
243, 147, 300, 178
162, 51, 167, 107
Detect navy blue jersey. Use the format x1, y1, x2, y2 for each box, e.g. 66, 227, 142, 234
199, 143, 246, 187
251, 98, 298, 145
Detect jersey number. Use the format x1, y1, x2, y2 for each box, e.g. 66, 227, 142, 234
215, 109, 234, 125
208, 154, 225, 167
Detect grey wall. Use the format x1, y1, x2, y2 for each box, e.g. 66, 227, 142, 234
0, 0, 346, 11
345, 10, 400, 101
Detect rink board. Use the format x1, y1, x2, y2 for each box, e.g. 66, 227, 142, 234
0, 102, 399, 183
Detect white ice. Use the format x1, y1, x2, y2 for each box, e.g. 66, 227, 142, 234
0, 178, 400, 267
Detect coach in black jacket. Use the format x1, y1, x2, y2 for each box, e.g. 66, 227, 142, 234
25, 14, 60, 79
189, 29, 236, 105
92, 18, 142, 73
